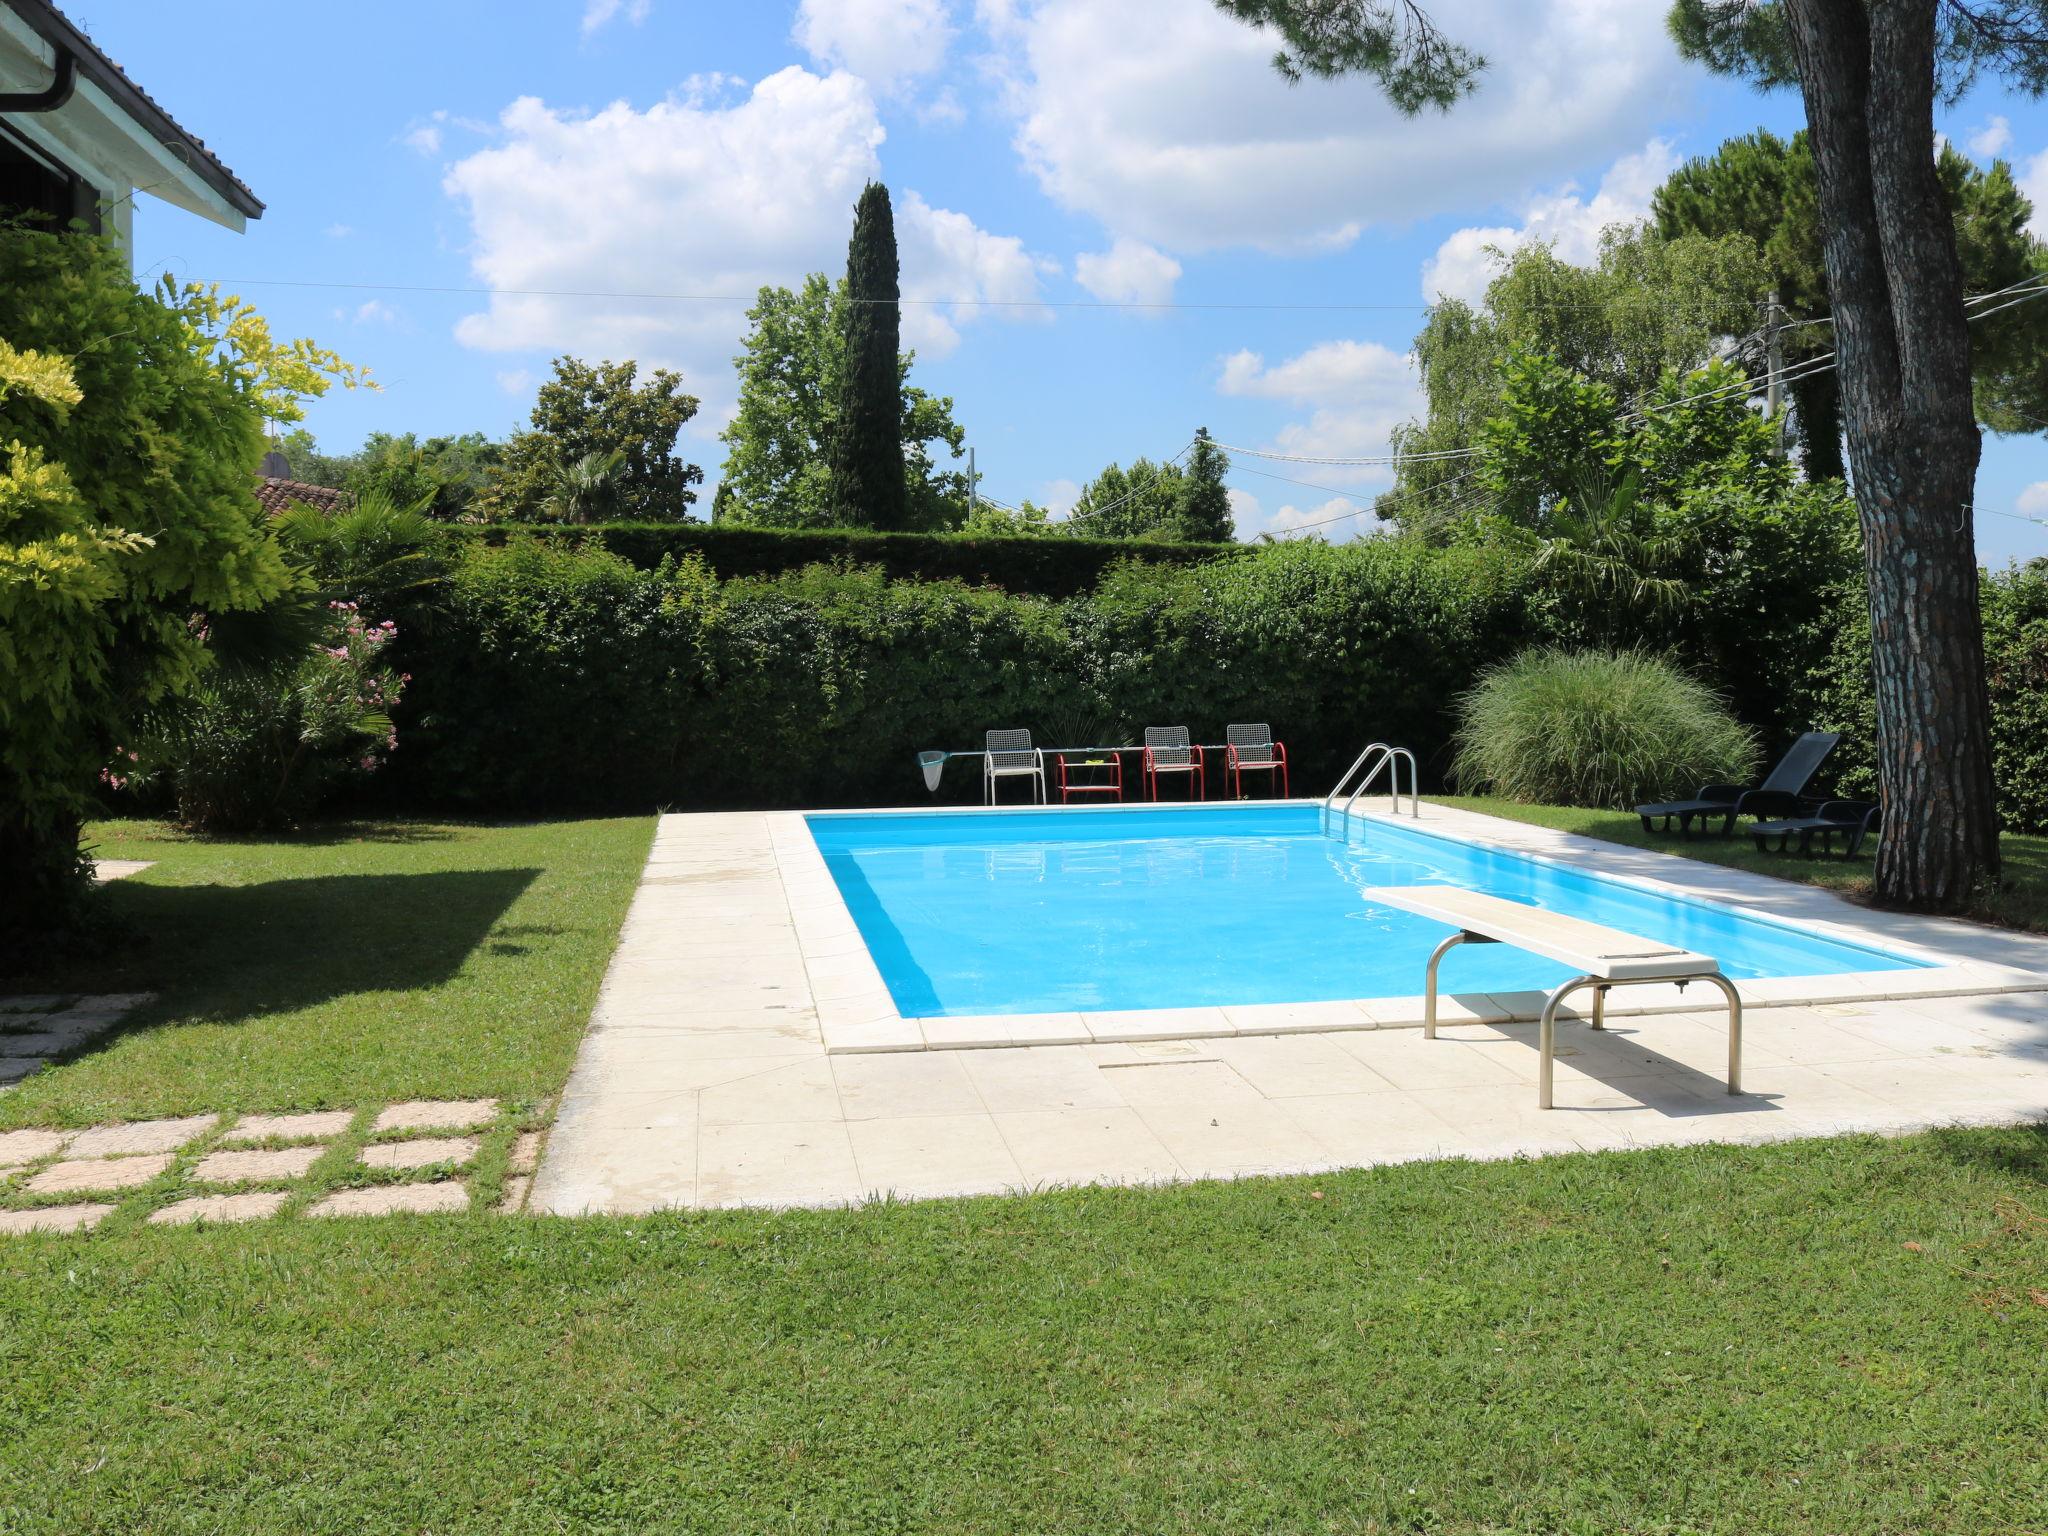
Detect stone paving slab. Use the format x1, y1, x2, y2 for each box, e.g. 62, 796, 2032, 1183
67, 1114, 217, 1159
193, 1146, 324, 1184
371, 1099, 498, 1133
27, 1152, 174, 1194
309, 1181, 469, 1218
532, 809, 2048, 1214
221, 1111, 355, 1144
150, 1191, 289, 1227
360, 1136, 478, 1170
0, 1128, 68, 1167
0, 1203, 115, 1234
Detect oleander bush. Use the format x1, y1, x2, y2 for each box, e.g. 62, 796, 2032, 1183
1450, 648, 1759, 809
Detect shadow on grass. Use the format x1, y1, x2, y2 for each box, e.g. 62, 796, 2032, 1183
87, 820, 461, 852
45, 867, 540, 1021
1924, 1120, 2048, 1188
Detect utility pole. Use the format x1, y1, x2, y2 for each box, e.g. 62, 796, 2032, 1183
1762, 291, 1787, 457
967, 446, 977, 522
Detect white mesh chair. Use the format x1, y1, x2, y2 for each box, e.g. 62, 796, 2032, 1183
982, 728, 1047, 805
1225, 723, 1290, 798
1142, 725, 1205, 801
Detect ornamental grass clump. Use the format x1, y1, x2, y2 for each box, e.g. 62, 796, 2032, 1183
1451, 648, 1758, 809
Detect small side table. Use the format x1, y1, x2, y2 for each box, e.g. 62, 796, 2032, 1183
1055, 752, 1124, 804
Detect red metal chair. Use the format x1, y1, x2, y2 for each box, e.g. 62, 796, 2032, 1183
1141, 725, 1204, 801
1225, 723, 1289, 798
1055, 749, 1124, 804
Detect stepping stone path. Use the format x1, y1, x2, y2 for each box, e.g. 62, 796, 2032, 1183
0, 1098, 533, 1235
0, 994, 152, 1088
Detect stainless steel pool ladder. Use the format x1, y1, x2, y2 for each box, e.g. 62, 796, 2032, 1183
1325, 742, 1419, 817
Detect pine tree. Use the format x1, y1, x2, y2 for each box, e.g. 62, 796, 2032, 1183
827, 183, 908, 529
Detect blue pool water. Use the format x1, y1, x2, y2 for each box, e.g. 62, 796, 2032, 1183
807, 805, 1927, 1019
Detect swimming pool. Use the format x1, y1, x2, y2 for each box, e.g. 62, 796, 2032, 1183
806, 804, 1929, 1019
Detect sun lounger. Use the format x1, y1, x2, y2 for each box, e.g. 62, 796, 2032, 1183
1366, 885, 1742, 1109
1750, 799, 1880, 859
1635, 730, 1841, 839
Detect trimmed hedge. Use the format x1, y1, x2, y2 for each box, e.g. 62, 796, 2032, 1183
372, 528, 2048, 830
453, 521, 1243, 598
384, 536, 1534, 813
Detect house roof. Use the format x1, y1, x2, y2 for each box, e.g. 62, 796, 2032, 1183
1, 1, 262, 226
255, 477, 351, 516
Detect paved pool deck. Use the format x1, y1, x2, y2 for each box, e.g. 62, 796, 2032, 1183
530, 804, 2048, 1214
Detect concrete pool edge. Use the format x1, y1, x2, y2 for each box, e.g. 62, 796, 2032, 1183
778, 800, 2048, 1054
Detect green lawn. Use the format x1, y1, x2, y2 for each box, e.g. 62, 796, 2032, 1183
0, 1126, 2041, 1533
0, 817, 653, 1127
3, 814, 2043, 1531
1441, 796, 2048, 933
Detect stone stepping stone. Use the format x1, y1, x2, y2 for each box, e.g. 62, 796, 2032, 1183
360, 1136, 478, 1171
0, 1128, 68, 1169
192, 1146, 323, 1184
67, 1114, 217, 1159
371, 1099, 498, 1133
0, 1059, 46, 1085
508, 1131, 544, 1174
25, 1153, 173, 1194
0, 1203, 114, 1235
309, 1181, 469, 1217
219, 1111, 354, 1145
499, 1175, 531, 1214
149, 1191, 289, 1227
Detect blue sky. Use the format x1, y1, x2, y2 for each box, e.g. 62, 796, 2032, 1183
112, 0, 2048, 559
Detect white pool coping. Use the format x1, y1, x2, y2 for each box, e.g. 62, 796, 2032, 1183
779, 799, 2048, 1054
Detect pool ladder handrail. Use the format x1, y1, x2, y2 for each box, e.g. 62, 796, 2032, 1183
1325, 741, 1419, 817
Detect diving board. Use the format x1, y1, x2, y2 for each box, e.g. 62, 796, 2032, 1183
1365, 885, 1743, 1109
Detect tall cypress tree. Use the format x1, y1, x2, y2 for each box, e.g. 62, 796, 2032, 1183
827, 182, 907, 529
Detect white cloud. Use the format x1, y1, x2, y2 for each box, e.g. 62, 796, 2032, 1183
1216, 338, 1422, 468
896, 189, 1048, 358
917, 86, 967, 127
325, 223, 353, 239
2022, 149, 2048, 240
987, 0, 1681, 255
1074, 238, 1181, 305
2020, 481, 2048, 517
1421, 138, 1677, 306
795, 0, 953, 93
401, 120, 443, 157
1225, 487, 1376, 542
441, 70, 1039, 421
582, 0, 651, 37
353, 299, 400, 326
496, 369, 536, 396
1038, 477, 1081, 516
1970, 115, 2013, 157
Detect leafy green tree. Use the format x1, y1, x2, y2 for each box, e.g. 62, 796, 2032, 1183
483, 357, 702, 523
1065, 432, 1237, 543
0, 231, 355, 945
828, 183, 909, 530
1655, 126, 2048, 476
1381, 226, 1769, 535
1664, 0, 2044, 909
1224, 0, 2034, 910
277, 430, 504, 520
718, 272, 967, 530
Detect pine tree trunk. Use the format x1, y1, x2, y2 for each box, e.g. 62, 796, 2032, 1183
1785, 0, 2000, 910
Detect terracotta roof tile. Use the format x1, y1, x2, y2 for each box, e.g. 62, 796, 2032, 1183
254, 477, 350, 516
